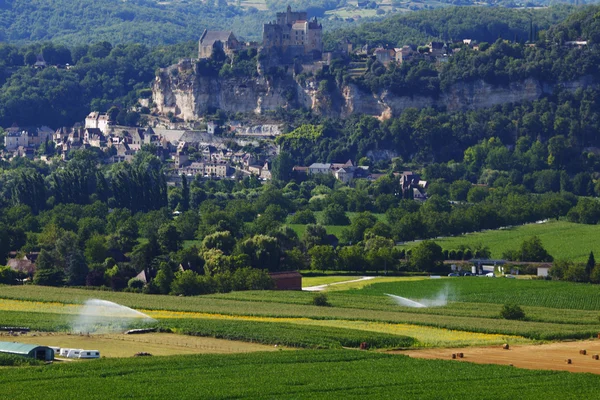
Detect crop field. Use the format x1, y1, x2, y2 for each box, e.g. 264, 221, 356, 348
399, 220, 600, 262
358, 278, 600, 311
11, 332, 279, 357
3, 276, 600, 343
3, 350, 600, 399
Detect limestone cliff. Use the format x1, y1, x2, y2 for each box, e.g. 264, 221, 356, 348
153, 61, 595, 120
153, 61, 308, 120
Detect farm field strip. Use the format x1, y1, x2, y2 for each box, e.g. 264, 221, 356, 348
3, 350, 600, 399
11, 332, 280, 357
0, 299, 526, 347
2, 286, 600, 340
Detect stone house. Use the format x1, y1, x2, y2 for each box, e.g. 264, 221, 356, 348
85, 112, 111, 134
308, 162, 331, 175
198, 30, 240, 59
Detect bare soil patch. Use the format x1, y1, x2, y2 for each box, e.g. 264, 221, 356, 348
391, 340, 600, 374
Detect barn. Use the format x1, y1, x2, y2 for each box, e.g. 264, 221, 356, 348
269, 271, 302, 290
0, 341, 55, 361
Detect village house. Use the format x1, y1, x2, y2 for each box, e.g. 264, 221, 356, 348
394, 46, 416, 64
308, 162, 331, 175
84, 112, 111, 134
4, 126, 53, 151
374, 47, 395, 65
180, 161, 232, 178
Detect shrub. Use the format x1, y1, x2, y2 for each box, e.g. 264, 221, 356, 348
312, 293, 331, 307
500, 303, 525, 320
127, 278, 144, 290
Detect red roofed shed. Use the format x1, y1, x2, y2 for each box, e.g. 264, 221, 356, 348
269, 271, 302, 291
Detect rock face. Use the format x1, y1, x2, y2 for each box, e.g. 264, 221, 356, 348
153, 62, 307, 120
153, 62, 595, 120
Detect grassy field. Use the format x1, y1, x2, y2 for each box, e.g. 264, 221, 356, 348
399, 220, 600, 262
287, 211, 385, 238
2, 350, 600, 399
11, 332, 279, 357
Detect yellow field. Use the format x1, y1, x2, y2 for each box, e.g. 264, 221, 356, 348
9, 332, 280, 357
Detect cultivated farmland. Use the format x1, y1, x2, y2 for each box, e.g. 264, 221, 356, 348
2, 350, 600, 399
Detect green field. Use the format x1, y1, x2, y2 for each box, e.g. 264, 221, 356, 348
358, 278, 600, 310
399, 220, 600, 262
287, 211, 386, 238
2, 350, 600, 399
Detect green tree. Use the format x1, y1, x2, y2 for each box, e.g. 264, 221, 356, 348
337, 245, 366, 272
289, 209, 316, 224
518, 236, 553, 262
302, 224, 328, 250
171, 270, 201, 296
586, 251, 596, 279
157, 224, 182, 253
271, 151, 294, 182
201, 231, 236, 255
154, 262, 175, 294
238, 235, 281, 271
84, 234, 108, 264
320, 204, 350, 226
410, 240, 444, 272
309, 245, 336, 272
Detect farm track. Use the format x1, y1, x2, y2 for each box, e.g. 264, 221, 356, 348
303, 277, 376, 291
394, 340, 600, 374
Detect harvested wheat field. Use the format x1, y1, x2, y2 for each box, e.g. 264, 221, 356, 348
393, 340, 600, 374
7, 332, 283, 358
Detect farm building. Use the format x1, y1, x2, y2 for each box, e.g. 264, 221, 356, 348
269, 271, 302, 290
537, 266, 551, 277
0, 341, 54, 361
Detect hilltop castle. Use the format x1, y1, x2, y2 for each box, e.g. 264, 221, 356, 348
263, 6, 323, 58
198, 6, 322, 60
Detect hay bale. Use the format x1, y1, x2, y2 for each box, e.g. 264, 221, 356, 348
502, 344, 510, 350
592, 354, 599, 360
580, 349, 587, 355
458, 352, 464, 358
566, 359, 572, 364
452, 353, 457, 359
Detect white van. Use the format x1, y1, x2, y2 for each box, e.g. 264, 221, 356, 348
79, 350, 100, 359
59, 348, 73, 357
66, 349, 83, 359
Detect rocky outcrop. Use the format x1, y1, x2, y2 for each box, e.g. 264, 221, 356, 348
153, 61, 595, 120
153, 62, 308, 120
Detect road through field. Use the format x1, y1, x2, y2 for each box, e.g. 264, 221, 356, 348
303, 276, 375, 291
393, 340, 600, 374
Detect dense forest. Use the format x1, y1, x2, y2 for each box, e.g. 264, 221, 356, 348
323, 5, 575, 49
0, 0, 269, 45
